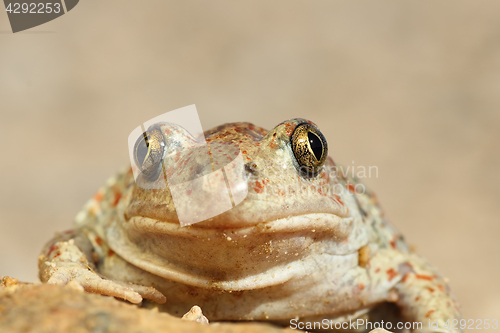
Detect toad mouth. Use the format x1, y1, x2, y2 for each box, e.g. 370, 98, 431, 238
107, 213, 354, 290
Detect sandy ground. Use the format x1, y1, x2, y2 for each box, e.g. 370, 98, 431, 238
0, 1, 499, 331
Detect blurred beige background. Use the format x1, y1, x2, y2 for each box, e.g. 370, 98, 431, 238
1, 0, 499, 331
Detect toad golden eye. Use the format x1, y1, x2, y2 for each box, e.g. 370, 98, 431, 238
291, 123, 328, 177
133, 126, 166, 181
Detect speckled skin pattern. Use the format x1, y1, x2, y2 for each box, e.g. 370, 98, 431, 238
39, 119, 461, 332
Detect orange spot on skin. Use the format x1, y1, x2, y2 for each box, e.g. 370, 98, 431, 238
438, 285, 445, 292
112, 192, 122, 207
284, 122, 295, 135
47, 244, 59, 257
108, 249, 114, 257
415, 296, 420, 302
347, 184, 355, 192
93, 192, 104, 202
427, 287, 435, 293
386, 268, 398, 281
402, 273, 410, 283
253, 181, 265, 194
415, 274, 433, 281
425, 309, 435, 318
269, 142, 278, 149
358, 283, 365, 291
390, 240, 396, 249
375, 268, 381, 273
95, 237, 103, 246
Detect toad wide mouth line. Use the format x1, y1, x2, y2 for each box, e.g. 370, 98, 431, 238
125, 213, 352, 237
109, 214, 357, 291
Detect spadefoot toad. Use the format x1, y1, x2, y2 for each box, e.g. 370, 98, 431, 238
39, 119, 461, 332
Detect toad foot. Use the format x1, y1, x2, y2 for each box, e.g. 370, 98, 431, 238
40, 239, 165, 304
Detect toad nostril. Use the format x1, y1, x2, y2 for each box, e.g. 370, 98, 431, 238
244, 163, 258, 177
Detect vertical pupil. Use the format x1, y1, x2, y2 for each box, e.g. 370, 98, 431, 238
307, 131, 323, 161
137, 138, 149, 165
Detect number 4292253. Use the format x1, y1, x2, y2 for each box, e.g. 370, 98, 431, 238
5, 3, 62, 14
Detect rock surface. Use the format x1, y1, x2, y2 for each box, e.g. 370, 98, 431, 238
0, 276, 294, 333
